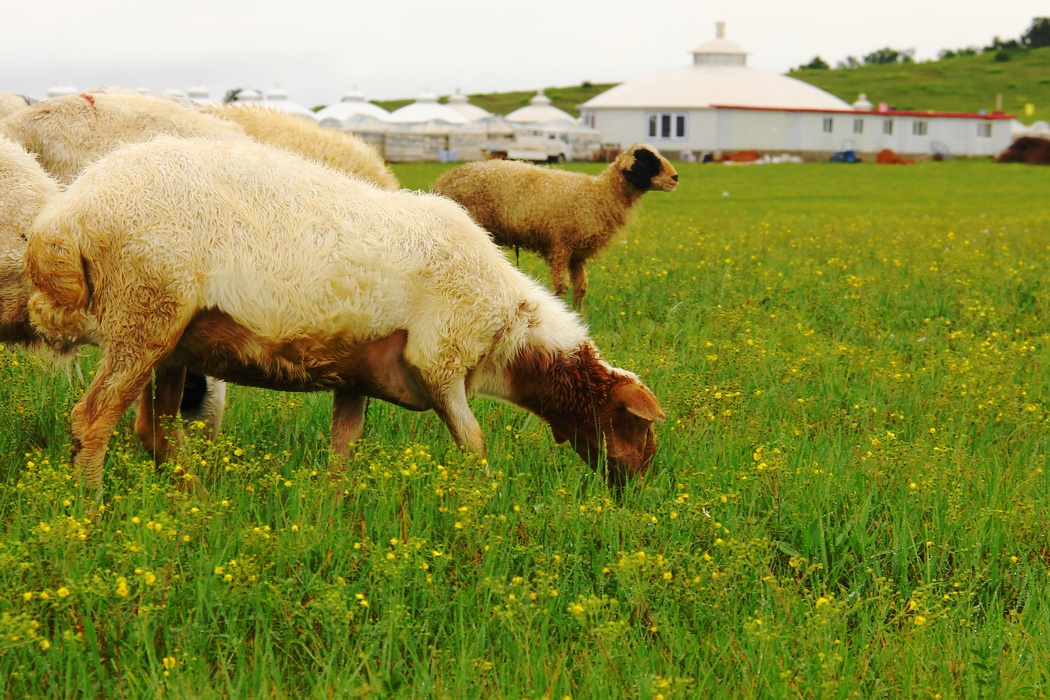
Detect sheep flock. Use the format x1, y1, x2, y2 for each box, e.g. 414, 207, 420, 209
1, 88, 673, 497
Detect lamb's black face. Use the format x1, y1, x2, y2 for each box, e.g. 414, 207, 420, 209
622, 146, 679, 192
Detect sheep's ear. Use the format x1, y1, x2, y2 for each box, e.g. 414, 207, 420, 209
622, 147, 663, 189
614, 382, 665, 422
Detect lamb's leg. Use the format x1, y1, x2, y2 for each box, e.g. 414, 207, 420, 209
547, 246, 571, 300
72, 349, 166, 497
134, 363, 187, 465
570, 258, 588, 309
329, 389, 367, 472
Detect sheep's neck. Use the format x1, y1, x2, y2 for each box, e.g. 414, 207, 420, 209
503, 343, 615, 438
596, 169, 646, 222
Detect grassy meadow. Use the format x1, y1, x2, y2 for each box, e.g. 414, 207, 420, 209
1, 157, 1049, 698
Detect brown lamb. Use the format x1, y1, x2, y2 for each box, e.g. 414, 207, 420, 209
432, 144, 678, 308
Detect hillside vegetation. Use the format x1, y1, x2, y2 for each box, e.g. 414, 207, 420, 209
789, 46, 1050, 123
372, 47, 1050, 124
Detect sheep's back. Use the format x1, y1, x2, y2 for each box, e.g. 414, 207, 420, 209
433, 160, 597, 237
0, 93, 247, 184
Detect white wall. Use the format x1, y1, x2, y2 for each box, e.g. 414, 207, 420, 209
585, 106, 1012, 158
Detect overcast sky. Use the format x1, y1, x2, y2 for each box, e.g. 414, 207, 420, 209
3, 0, 1045, 108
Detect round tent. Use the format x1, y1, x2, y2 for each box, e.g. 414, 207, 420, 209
506, 90, 576, 125
315, 87, 392, 123
388, 91, 469, 125
445, 88, 490, 122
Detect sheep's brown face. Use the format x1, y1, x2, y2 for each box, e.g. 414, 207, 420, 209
558, 379, 665, 488
622, 146, 679, 193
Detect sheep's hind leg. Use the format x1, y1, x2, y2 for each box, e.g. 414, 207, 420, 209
134, 363, 207, 494
547, 247, 572, 300
72, 348, 168, 499
134, 363, 187, 465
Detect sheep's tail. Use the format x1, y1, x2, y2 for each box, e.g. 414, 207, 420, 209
25, 214, 93, 349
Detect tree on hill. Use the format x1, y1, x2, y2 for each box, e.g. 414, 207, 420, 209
836, 56, 862, 69
798, 56, 830, 70
1021, 17, 1050, 48
864, 47, 915, 65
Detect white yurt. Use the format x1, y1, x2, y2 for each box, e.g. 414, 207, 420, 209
445, 88, 490, 122
388, 91, 469, 125
257, 83, 317, 120
386, 91, 475, 162
315, 87, 392, 123
506, 90, 576, 125
474, 114, 516, 157
187, 79, 213, 104
47, 80, 77, 98
333, 113, 394, 157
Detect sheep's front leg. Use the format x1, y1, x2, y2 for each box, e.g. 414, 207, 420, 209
569, 258, 589, 309
72, 350, 162, 497
134, 364, 187, 466
430, 379, 488, 473
329, 390, 367, 473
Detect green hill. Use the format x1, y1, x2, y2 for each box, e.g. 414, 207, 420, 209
788, 47, 1050, 123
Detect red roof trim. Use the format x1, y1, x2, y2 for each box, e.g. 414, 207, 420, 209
710, 104, 1014, 120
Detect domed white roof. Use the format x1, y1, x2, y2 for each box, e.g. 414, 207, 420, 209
238, 86, 263, 101
852, 93, 873, 111
315, 87, 391, 122
388, 91, 468, 124
506, 90, 576, 124
582, 23, 850, 112
445, 88, 490, 122
186, 79, 214, 104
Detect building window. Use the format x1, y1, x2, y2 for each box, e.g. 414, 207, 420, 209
977, 122, 992, 138
822, 117, 834, 133
913, 120, 928, 136
883, 120, 894, 135
646, 112, 687, 140
853, 118, 864, 134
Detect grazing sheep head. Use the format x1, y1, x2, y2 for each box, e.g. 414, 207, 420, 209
620, 144, 679, 192
548, 369, 665, 488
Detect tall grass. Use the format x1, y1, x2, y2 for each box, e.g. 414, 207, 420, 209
1, 159, 1047, 698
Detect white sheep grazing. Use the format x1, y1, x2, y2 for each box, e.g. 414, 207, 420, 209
0, 92, 34, 120
432, 144, 678, 308
0, 136, 61, 344
26, 135, 664, 494
0, 92, 248, 184
202, 103, 400, 191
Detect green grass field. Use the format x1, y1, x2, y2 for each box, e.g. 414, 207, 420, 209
1, 159, 1048, 698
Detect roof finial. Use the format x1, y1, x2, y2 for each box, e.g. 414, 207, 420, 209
716, 21, 726, 39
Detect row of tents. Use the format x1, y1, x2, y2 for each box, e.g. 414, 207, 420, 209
42, 80, 605, 163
